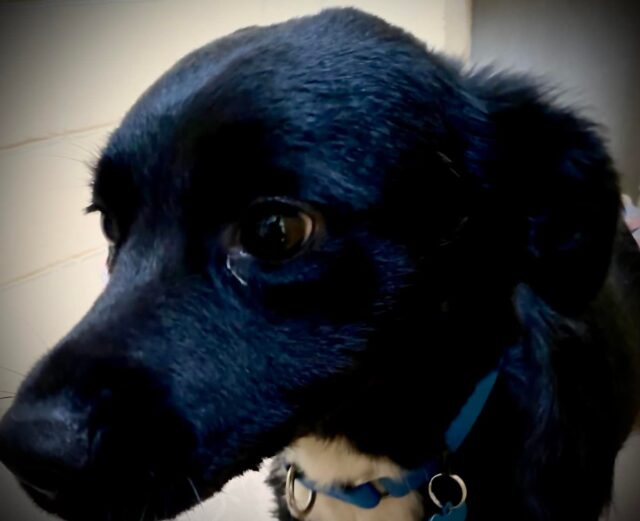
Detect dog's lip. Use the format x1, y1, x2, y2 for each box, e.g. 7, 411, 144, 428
15, 466, 216, 521
19, 479, 59, 501
6, 461, 69, 499
17, 478, 63, 517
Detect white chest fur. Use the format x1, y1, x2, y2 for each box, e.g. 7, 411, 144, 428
284, 436, 423, 521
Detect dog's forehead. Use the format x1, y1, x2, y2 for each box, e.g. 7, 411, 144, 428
96, 9, 450, 214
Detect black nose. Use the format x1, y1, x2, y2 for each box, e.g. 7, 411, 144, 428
0, 403, 87, 500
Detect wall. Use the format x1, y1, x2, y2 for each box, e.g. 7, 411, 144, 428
471, 0, 640, 200
0, 1, 470, 520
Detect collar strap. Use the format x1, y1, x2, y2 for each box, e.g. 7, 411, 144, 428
288, 365, 500, 510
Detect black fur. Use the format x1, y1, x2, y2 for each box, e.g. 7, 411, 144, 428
0, 8, 638, 521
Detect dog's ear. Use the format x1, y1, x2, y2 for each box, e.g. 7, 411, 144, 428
477, 80, 621, 313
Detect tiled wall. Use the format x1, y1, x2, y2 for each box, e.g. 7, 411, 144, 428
0, 1, 470, 520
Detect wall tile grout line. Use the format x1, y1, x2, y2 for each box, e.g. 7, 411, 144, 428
0, 247, 107, 294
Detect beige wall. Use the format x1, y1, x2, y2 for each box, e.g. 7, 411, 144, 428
0, 1, 470, 520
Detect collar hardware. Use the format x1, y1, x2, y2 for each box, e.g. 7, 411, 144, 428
427, 473, 467, 509
285, 363, 500, 520
286, 464, 316, 519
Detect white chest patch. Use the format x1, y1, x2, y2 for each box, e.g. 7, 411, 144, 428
284, 436, 423, 521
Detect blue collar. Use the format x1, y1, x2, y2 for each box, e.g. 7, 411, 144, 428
289, 365, 500, 510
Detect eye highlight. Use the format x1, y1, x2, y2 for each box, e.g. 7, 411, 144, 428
233, 199, 316, 262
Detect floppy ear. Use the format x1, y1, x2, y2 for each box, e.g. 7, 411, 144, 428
482, 81, 621, 313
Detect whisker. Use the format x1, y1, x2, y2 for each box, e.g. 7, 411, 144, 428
187, 477, 202, 504
0, 396, 15, 400
48, 154, 90, 166
68, 139, 104, 161
139, 502, 148, 521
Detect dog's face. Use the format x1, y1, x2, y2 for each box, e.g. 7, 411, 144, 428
0, 8, 620, 521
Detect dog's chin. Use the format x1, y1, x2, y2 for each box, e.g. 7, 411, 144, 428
18, 473, 218, 521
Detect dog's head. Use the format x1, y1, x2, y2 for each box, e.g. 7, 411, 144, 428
0, 8, 620, 521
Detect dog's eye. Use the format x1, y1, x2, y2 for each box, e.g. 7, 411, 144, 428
236, 200, 314, 262
100, 212, 119, 245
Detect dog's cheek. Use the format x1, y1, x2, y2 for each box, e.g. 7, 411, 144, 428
259, 248, 380, 321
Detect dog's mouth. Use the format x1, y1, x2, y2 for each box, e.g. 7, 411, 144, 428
16, 472, 212, 521
0, 370, 255, 521
2, 428, 228, 521
2, 445, 213, 521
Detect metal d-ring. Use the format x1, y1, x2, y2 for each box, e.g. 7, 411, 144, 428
427, 473, 468, 509
286, 464, 317, 519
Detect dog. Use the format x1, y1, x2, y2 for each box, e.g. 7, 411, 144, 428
0, 8, 638, 521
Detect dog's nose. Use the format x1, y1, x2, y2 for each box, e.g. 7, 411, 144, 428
0, 403, 87, 499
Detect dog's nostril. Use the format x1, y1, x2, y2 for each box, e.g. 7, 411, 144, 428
0, 403, 87, 499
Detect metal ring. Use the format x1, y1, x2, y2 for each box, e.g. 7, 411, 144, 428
427, 473, 467, 509
286, 465, 316, 519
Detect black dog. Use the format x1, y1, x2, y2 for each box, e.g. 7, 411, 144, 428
0, 8, 638, 521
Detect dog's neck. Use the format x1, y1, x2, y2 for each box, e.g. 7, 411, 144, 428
282, 366, 502, 520
284, 436, 423, 521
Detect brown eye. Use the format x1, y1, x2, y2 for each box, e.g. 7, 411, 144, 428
237, 200, 315, 261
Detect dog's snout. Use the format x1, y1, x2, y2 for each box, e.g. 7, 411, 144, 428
0, 403, 87, 500
0, 343, 206, 521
